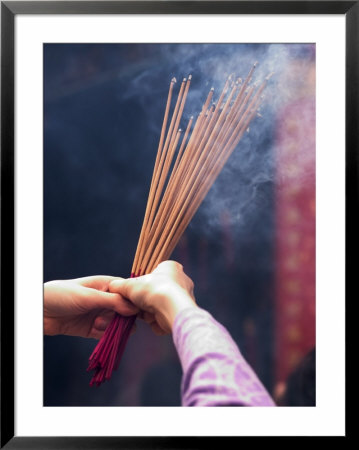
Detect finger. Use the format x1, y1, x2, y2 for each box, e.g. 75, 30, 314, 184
137, 311, 156, 324
109, 275, 153, 309
76, 275, 124, 291
92, 315, 137, 337
93, 311, 115, 331
141, 311, 156, 324
82, 288, 139, 316
150, 322, 169, 336
153, 260, 183, 275
90, 329, 105, 340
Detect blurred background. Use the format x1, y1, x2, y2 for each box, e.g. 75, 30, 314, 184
44, 43, 315, 406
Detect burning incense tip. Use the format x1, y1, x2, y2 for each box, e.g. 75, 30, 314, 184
183, 78, 187, 82
188, 74, 192, 80
171, 77, 177, 83
253, 61, 259, 67
210, 87, 214, 91
266, 72, 275, 80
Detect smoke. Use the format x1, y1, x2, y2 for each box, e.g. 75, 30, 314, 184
119, 43, 315, 236
44, 43, 315, 406
44, 42, 315, 242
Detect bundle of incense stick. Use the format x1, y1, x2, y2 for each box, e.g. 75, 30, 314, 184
88, 63, 271, 386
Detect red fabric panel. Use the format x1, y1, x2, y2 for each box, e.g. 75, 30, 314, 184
275, 95, 316, 384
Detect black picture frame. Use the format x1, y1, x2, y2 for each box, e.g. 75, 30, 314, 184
1, 1, 354, 447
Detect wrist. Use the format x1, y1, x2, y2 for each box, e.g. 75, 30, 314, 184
160, 290, 197, 331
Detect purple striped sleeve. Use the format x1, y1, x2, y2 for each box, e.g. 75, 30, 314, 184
172, 307, 276, 407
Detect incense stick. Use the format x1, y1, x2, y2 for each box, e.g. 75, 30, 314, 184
88, 64, 270, 386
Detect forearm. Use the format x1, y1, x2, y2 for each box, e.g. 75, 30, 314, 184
173, 308, 276, 407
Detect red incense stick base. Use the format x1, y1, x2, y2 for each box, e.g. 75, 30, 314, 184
87, 272, 140, 386
87, 313, 137, 386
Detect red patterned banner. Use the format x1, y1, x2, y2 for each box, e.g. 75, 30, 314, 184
274, 59, 316, 385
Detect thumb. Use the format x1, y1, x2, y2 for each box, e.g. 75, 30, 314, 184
109, 275, 151, 309
82, 287, 139, 316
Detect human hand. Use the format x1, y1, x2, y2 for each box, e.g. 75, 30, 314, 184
109, 261, 198, 335
44, 275, 139, 339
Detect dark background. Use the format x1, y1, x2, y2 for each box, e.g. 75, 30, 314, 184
44, 43, 313, 406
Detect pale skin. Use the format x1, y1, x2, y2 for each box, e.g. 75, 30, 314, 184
109, 261, 198, 335
44, 261, 198, 339
44, 276, 139, 339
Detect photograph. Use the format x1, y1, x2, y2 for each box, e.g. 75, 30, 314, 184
2, 1, 352, 444
43, 42, 316, 408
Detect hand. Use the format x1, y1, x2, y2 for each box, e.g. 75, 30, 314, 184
109, 261, 198, 335
44, 275, 139, 339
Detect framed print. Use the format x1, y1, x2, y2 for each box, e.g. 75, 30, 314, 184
1, 1, 355, 447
